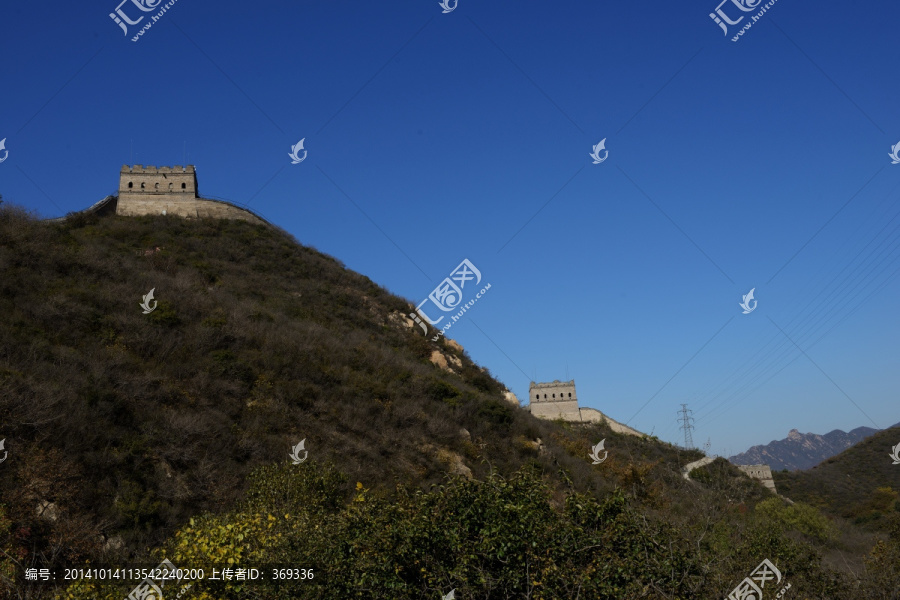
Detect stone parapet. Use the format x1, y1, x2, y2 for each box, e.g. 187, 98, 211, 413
116, 196, 266, 225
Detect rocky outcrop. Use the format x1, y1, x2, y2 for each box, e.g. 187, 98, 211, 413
446, 339, 463, 353
430, 350, 461, 373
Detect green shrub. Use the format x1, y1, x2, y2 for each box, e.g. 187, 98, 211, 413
755, 497, 836, 543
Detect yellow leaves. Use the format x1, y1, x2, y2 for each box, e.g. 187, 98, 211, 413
357, 481, 364, 490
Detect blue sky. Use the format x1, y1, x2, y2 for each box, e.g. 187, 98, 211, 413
2, 0, 898, 456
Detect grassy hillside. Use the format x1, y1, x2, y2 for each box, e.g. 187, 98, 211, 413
0, 204, 898, 599
775, 425, 900, 532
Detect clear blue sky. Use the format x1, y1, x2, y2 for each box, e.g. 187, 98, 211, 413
2, 0, 898, 456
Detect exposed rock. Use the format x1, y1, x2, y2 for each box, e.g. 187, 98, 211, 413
523, 437, 544, 452
436, 448, 473, 479
459, 428, 471, 441
430, 350, 456, 373
36, 501, 58, 522
420, 443, 473, 479
102, 535, 125, 552
388, 311, 414, 330
446, 339, 463, 353
502, 390, 519, 407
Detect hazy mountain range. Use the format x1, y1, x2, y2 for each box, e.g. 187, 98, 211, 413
728, 425, 888, 471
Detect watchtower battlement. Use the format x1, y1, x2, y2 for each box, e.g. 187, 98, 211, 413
122, 165, 194, 174
529, 380, 578, 404
118, 164, 198, 200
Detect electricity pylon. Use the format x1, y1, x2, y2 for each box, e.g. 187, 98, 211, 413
678, 404, 695, 450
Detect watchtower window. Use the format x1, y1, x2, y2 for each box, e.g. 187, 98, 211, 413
181, 183, 186, 189
543, 394, 547, 399
140, 183, 145, 189
128, 182, 133, 189
154, 183, 159, 191
169, 183, 173, 190
552, 394, 556, 398
568, 393, 571, 397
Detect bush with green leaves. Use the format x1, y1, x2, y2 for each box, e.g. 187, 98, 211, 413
754, 497, 836, 543
58, 461, 880, 600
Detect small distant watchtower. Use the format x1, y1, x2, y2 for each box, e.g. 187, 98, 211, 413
528, 380, 580, 420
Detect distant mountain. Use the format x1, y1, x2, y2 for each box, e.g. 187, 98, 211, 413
773, 424, 900, 533
729, 426, 882, 471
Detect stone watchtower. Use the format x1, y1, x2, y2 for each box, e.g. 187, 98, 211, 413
528, 380, 580, 421
117, 165, 198, 216
115, 164, 264, 224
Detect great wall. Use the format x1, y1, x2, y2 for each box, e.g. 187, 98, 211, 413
52, 165, 268, 226
54, 166, 781, 495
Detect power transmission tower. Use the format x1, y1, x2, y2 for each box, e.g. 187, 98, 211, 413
678, 404, 695, 450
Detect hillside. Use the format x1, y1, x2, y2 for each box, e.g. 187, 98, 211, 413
774, 424, 900, 533
1, 204, 898, 599
730, 425, 882, 471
